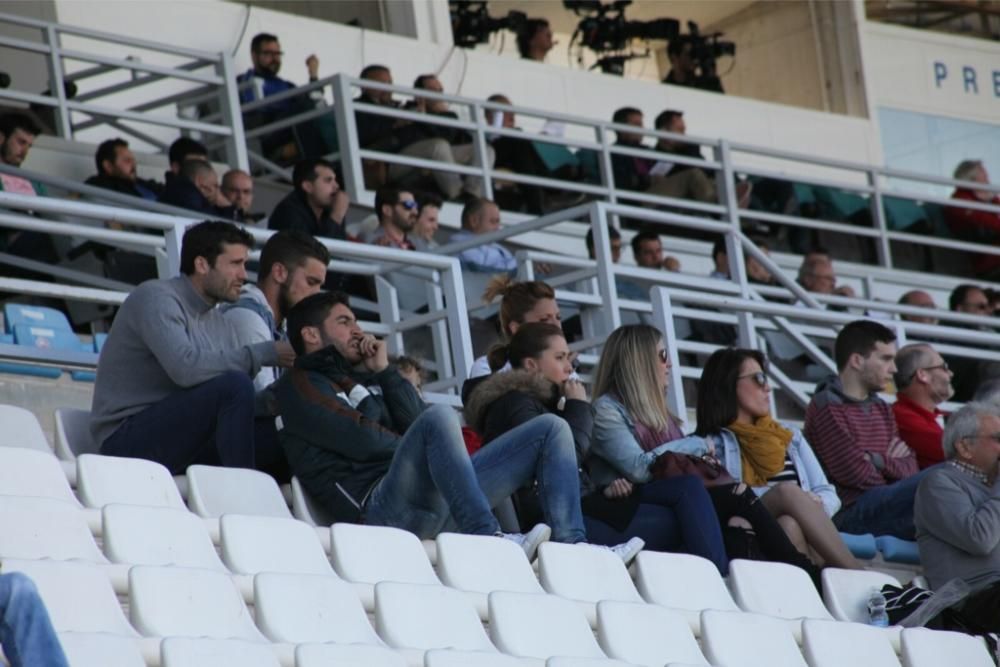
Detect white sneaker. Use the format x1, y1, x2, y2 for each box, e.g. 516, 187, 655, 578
598, 536, 645, 564
500, 523, 552, 560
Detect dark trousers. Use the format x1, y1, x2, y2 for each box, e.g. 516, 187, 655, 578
101, 371, 288, 479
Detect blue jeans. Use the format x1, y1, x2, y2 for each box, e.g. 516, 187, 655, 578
0, 573, 69, 667
102, 371, 286, 477
364, 406, 586, 543
833, 468, 931, 540
584, 476, 730, 575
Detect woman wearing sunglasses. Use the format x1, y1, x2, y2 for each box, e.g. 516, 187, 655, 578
694, 347, 862, 569
591, 324, 822, 580
464, 322, 726, 566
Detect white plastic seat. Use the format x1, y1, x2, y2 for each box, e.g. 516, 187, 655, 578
2, 559, 137, 636
801, 619, 901, 667
54, 407, 98, 461
161, 637, 280, 667
489, 591, 608, 661
700, 610, 808, 667
537, 541, 643, 623
546, 659, 635, 667
436, 531, 544, 616
186, 464, 291, 518
76, 453, 186, 509
219, 513, 333, 576
295, 643, 407, 667
290, 476, 336, 526
821, 568, 903, 648
128, 565, 266, 641
633, 551, 739, 634
596, 600, 709, 667
375, 581, 497, 653
57, 632, 147, 667
900, 627, 995, 667
0, 446, 79, 505
253, 571, 382, 645
0, 498, 106, 562
102, 504, 227, 570
425, 649, 542, 666
728, 559, 833, 641
0, 405, 51, 451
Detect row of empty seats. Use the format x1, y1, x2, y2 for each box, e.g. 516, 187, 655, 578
0, 304, 104, 381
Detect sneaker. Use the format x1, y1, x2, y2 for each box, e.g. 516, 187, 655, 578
500, 523, 552, 560
599, 536, 645, 564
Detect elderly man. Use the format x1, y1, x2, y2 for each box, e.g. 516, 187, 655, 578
945, 159, 1000, 279
798, 255, 855, 298
893, 344, 954, 469
898, 290, 939, 325
914, 401, 1000, 631
221, 169, 260, 223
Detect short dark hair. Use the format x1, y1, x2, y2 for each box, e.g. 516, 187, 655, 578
612, 106, 642, 125
585, 225, 621, 256
292, 158, 335, 191
950, 283, 984, 311
168, 137, 208, 168
516, 18, 550, 58
488, 322, 564, 373
654, 109, 683, 130
413, 74, 437, 89
417, 192, 443, 211
181, 158, 214, 182
712, 237, 727, 261
694, 347, 769, 436
179, 220, 254, 276
0, 112, 40, 139
360, 64, 390, 80
95, 138, 128, 175
834, 320, 897, 371
258, 230, 330, 285
286, 290, 351, 355
630, 228, 660, 257
250, 33, 278, 53
375, 187, 404, 221
461, 197, 495, 229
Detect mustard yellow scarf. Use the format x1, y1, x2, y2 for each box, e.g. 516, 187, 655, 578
728, 416, 794, 486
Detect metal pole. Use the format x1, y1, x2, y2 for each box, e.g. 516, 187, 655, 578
217, 52, 249, 172
590, 201, 621, 335
470, 101, 494, 201
717, 140, 758, 349
868, 169, 893, 270
332, 73, 365, 202
44, 25, 72, 139
650, 288, 687, 420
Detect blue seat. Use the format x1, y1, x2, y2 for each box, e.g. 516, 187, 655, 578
5, 325, 96, 382
875, 536, 921, 565
93, 333, 109, 352
3, 304, 71, 333
838, 533, 877, 560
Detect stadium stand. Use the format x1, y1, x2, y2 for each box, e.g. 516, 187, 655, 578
2, 3, 1000, 665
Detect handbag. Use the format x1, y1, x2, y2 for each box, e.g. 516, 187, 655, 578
650, 451, 736, 488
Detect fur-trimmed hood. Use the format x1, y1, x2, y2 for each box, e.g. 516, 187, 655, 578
463, 369, 558, 433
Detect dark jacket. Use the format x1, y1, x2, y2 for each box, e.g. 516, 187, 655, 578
268, 189, 346, 240
354, 94, 400, 150
610, 141, 652, 192
275, 346, 425, 523
158, 176, 238, 219
85, 173, 162, 201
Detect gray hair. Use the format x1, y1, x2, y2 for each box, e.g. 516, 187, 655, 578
954, 160, 984, 182
893, 344, 934, 390
942, 401, 1000, 459
973, 378, 1000, 404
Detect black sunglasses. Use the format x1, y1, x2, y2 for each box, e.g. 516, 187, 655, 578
738, 371, 768, 388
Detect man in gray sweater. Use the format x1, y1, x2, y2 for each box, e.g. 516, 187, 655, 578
914, 400, 1000, 630
90, 221, 295, 476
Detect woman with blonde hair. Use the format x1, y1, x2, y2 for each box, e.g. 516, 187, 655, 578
591, 324, 822, 580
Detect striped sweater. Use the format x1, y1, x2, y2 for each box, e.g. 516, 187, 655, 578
804, 375, 919, 506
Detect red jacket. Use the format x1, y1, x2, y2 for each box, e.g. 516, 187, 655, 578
945, 189, 1000, 274
892, 393, 945, 470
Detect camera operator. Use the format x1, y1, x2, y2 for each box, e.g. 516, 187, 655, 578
664, 37, 725, 94
517, 18, 556, 62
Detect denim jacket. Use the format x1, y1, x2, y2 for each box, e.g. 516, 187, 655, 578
590, 394, 708, 486
711, 426, 841, 518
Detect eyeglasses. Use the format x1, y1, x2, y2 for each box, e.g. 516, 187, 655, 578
656, 349, 669, 364
737, 371, 769, 388
398, 199, 418, 210
920, 362, 950, 373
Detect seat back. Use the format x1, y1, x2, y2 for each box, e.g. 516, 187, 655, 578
436, 532, 544, 595
900, 628, 996, 667
330, 523, 440, 585
537, 541, 642, 604
294, 643, 407, 667
102, 504, 226, 570
11, 324, 85, 351
186, 464, 292, 518
488, 591, 606, 660
375, 581, 496, 652
77, 453, 186, 509
0, 406, 52, 452
700, 610, 808, 667
821, 568, 901, 623
801, 619, 901, 667
633, 551, 738, 612
54, 407, 98, 460
57, 632, 146, 667
596, 600, 709, 667
290, 476, 336, 526
160, 637, 280, 667
3, 303, 71, 332
729, 559, 833, 620
424, 650, 534, 667
219, 513, 333, 576
0, 497, 105, 562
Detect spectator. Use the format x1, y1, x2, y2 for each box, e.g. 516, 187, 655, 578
0, 113, 56, 267
90, 221, 295, 476
166, 137, 208, 180
803, 320, 926, 539
709, 237, 774, 285
451, 198, 515, 274
269, 158, 349, 240
585, 225, 622, 262
237, 32, 329, 162
893, 343, 953, 469
354, 64, 399, 151
394, 355, 425, 394
946, 283, 993, 402
221, 169, 261, 223
0, 572, 70, 667
222, 229, 329, 398
277, 291, 617, 559
898, 289, 939, 325
368, 187, 417, 250
517, 18, 555, 62
631, 228, 680, 272
410, 193, 442, 251
914, 401, 1000, 626
609, 107, 652, 193
388, 74, 495, 201
945, 159, 1000, 279
663, 36, 724, 93
159, 159, 237, 219
797, 255, 855, 298
951, 283, 991, 319
84, 138, 161, 201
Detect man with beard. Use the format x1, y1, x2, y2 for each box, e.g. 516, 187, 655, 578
804, 320, 926, 539
893, 344, 955, 470
0, 112, 58, 268
85, 138, 162, 201
269, 158, 349, 240
368, 187, 417, 250
90, 221, 295, 477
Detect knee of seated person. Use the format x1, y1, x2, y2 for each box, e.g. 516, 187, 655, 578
423, 403, 460, 428
212, 370, 254, 398
0, 572, 39, 603
671, 474, 707, 494
427, 138, 453, 160
767, 482, 804, 503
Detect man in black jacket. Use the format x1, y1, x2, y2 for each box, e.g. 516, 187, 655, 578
85, 138, 162, 201
268, 158, 349, 240
159, 159, 238, 219
276, 291, 593, 556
